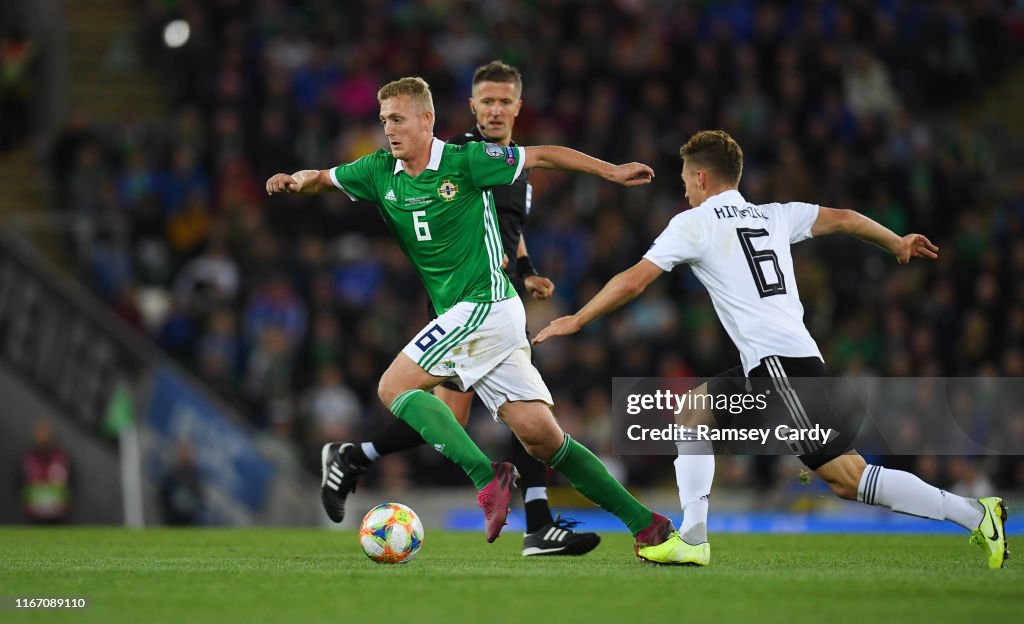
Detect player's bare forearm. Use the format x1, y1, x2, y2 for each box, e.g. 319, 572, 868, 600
576, 272, 643, 324
579, 260, 664, 324
524, 146, 610, 176
292, 169, 337, 194
532, 275, 636, 344
265, 169, 336, 195
533, 260, 662, 344
850, 213, 902, 255
841, 211, 940, 264
523, 146, 653, 187
811, 207, 898, 251
811, 207, 938, 264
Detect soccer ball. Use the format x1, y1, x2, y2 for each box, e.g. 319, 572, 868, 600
358, 503, 424, 564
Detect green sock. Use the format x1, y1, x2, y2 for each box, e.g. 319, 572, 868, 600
549, 434, 653, 536
390, 389, 494, 489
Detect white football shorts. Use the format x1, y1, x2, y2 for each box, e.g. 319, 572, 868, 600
401, 296, 553, 417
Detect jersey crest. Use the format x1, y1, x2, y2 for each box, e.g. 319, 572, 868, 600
438, 179, 459, 201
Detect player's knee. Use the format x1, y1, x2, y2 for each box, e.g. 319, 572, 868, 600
377, 374, 400, 409
675, 385, 713, 428
505, 415, 559, 461
514, 422, 547, 453
519, 440, 549, 462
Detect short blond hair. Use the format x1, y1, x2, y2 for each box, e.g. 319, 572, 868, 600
377, 76, 435, 114
680, 130, 744, 186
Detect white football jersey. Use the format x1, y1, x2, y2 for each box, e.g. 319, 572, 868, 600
643, 189, 823, 374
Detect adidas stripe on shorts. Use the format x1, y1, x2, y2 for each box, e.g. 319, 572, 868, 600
707, 355, 857, 470
401, 296, 553, 419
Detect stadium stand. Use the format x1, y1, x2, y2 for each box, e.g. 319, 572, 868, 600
31, 0, 1024, 497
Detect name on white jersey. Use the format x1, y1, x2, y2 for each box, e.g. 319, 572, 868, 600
713, 205, 769, 220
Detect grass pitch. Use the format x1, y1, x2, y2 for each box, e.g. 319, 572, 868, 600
1, 528, 1021, 624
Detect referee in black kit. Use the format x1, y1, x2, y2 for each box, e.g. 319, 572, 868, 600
326, 61, 601, 557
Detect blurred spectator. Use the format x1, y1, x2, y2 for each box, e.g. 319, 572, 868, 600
301, 363, 361, 453
111, 280, 145, 330
196, 307, 241, 399
161, 146, 212, 216
243, 274, 307, 352
950, 457, 996, 499
244, 326, 295, 429
843, 47, 899, 121
166, 191, 214, 257
50, 110, 96, 208
0, 27, 34, 151
159, 442, 204, 526
19, 421, 72, 524
173, 233, 240, 313
157, 297, 199, 362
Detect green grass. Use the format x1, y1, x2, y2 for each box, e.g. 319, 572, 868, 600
1, 528, 1021, 623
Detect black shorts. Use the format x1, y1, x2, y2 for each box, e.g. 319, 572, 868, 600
706, 355, 858, 470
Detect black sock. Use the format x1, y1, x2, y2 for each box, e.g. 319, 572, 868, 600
524, 499, 554, 533
367, 418, 428, 458
512, 440, 554, 532
346, 443, 371, 468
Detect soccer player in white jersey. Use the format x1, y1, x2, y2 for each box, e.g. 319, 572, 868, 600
534, 130, 1008, 569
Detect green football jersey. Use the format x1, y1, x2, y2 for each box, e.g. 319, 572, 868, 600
330, 138, 522, 315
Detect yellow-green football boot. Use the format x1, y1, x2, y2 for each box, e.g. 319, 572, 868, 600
637, 531, 710, 566
969, 497, 1009, 569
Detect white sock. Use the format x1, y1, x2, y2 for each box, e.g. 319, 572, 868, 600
858, 464, 984, 530
361, 442, 380, 463
524, 487, 548, 503
675, 439, 715, 544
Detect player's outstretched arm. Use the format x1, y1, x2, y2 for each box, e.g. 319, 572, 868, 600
523, 146, 653, 187
533, 259, 663, 344
810, 207, 939, 264
265, 169, 338, 195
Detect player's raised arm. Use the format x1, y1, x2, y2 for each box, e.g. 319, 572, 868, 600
533, 259, 663, 344
523, 146, 653, 187
265, 169, 338, 195
810, 207, 939, 265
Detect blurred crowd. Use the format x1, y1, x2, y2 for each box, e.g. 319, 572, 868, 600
47, 0, 1024, 493
0, 3, 36, 151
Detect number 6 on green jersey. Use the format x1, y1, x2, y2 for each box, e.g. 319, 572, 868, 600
413, 210, 432, 241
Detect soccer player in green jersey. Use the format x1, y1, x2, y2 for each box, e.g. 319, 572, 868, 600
311, 61, 601, 557
266, 76, 673, 552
